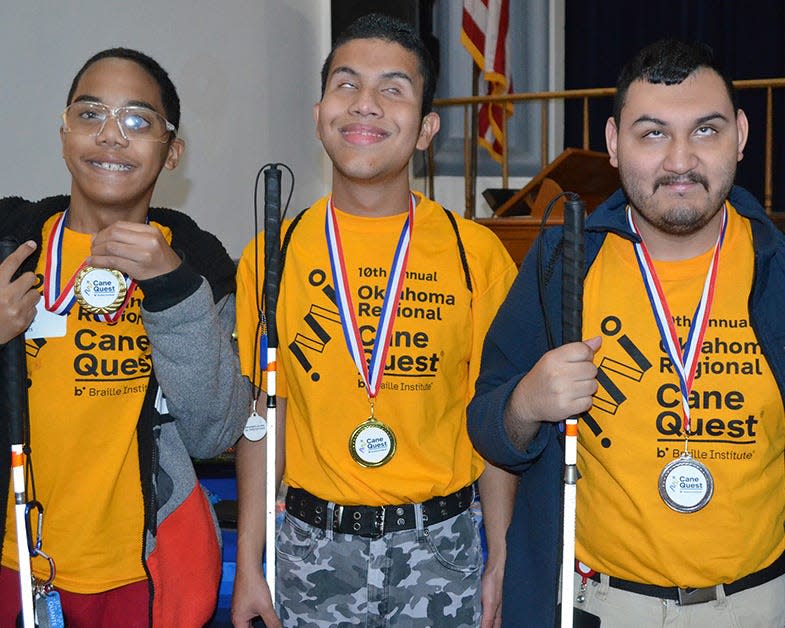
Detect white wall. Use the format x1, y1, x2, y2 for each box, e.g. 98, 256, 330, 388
0, 1, 331, 257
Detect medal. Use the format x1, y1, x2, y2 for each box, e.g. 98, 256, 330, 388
243, 400, 268, 442
74, 266, 127, 314
44, 210, 137, 323
628, 205, 727, 512
349, 409, 397, 467
658, 452, 714, 513
325, 194, 416, 467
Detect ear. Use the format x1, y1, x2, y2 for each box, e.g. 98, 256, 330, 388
415, 112, 440, 151
164, 137, 185, 170
605, 116, 619, 168
313, 102, 322, 141
735, 108, 749, 162
60, 126, 66, 156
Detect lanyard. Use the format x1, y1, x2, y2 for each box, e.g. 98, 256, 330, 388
325, 194, 415, 400
627, 204, 728, 442
43, 210, 137, 323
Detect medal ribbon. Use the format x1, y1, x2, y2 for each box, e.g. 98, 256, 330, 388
627, 204, 728, 436
325, 194, 415, 399
43, 210, 137, 323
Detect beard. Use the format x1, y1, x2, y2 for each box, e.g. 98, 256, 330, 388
620, 168, 736, 236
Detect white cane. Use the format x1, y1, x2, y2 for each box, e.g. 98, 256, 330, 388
559, 198, 585, 628
1, 239, 35, 627
262, 165, 282, 603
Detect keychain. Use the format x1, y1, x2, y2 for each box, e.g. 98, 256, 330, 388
33, 573, 64, 628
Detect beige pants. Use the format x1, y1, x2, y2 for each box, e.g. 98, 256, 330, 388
571, 572, 785, 627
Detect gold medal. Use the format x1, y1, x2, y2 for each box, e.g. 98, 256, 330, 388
349, 416, 396, 467
74, 266, 127, 314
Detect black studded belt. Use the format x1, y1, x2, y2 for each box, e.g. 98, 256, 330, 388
285, 485, 474, 539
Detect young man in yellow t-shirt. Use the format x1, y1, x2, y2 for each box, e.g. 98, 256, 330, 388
232, 13, 518, 628
469, 40, 785, 626
0, 48, 247, 626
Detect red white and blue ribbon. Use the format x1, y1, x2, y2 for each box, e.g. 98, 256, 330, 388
627, 204, 728, 434
43, 210, 136, 324
325, 194, 415, 399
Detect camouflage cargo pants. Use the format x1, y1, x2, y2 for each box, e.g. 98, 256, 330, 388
276, 508, 482, 627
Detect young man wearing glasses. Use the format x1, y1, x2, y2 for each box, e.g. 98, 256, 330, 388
0, 48, 247, 626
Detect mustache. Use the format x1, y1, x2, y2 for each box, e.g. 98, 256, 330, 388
654, 172, 709, 192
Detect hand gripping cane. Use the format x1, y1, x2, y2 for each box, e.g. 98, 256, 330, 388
0, 239, 35, 627
263, 166, 282, 602
559, 198, 585, 628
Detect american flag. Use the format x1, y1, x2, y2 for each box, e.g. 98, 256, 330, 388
461, 0, 513, 163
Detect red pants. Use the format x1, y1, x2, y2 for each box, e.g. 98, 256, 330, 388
0, 566, 149, 627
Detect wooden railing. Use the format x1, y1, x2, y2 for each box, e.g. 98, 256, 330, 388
430, 78, 785, 217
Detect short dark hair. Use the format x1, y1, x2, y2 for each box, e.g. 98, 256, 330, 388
613, 39, 737, 124
67, 47, 181, 131
320, 13, 437, 117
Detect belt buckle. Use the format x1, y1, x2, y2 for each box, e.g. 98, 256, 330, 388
371, 507, 386, 538
677, 586, 717, 605
333, 505, 344, 531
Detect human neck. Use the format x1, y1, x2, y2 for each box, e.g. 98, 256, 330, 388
631, 208, 725, 261
66, 196, 149, 234
330, 177, 412, 217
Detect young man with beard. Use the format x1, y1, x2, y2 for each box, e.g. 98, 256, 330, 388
0, 48, 247, 626
232, 13, 518, 628
468, 39, 785, 627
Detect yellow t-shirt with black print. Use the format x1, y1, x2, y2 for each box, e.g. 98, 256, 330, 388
236, 193, 517, 506
577, 203, 785, 587
2, 214, 171, 593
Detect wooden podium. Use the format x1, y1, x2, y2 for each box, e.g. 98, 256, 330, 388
475, 148, 620, 264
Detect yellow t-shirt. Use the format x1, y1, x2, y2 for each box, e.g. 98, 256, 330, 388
578, 204, 785, 587
2, 214, 171, 592
236, 193, 517, 505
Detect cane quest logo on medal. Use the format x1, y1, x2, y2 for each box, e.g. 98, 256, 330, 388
85, 277, 116, 297
658, 454, 714, 513
667, 473, 705, 496
75, 267, 127, 314
350, 420, 396, 467
358, 434, 389, 455
677, 475, 705, 493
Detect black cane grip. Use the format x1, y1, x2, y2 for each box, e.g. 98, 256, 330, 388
0, 238, 18, 266
0, 238, 29, 445
562, 198, 585, 345
263, 166, 282, 348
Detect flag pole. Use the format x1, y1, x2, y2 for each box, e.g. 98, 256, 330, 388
467, 64, 480, 219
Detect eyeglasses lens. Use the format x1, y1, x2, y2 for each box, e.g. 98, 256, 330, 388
63, 102, 171, 142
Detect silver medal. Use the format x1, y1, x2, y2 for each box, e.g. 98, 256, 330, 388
243, 410, 268, 442
658, 452, 714, 513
